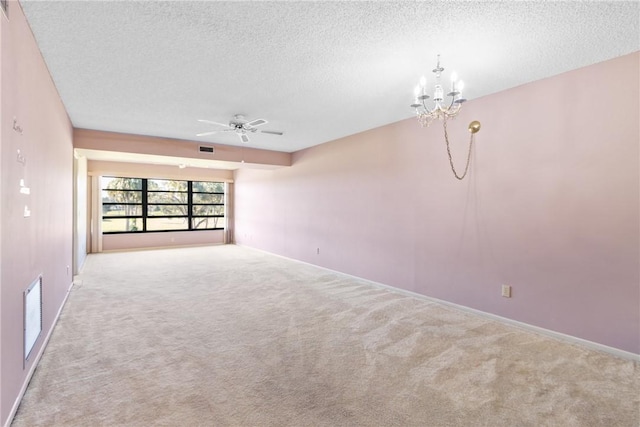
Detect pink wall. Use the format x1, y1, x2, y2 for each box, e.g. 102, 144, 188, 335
234, 52, 640, 354
102, 230, 225, 252
75, 128, 291, 168
0, 2, 74, 425
87, 159, 234, 182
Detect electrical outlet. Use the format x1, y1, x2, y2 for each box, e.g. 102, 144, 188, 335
316, 248, 320, 255
501, 284, 512, 298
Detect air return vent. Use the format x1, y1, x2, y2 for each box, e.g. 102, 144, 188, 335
24, 276, 42, 364
199, 145, 214, 154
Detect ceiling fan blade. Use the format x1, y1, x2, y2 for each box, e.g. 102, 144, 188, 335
245, 118, 268, 128
240, 133, 250, 143
196, 128, 234, 136
197, 119, 230, 128
260, 130, 284, 136
196, 131, 221, 137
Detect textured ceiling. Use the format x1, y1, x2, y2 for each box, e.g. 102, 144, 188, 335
20, 1, 640, 153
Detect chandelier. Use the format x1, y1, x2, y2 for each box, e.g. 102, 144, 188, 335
410, 55, 481, 180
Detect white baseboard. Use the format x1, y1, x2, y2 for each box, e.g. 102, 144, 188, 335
5, 280, 75, 427
371, 282, 640, 362
237, 244, 640, 362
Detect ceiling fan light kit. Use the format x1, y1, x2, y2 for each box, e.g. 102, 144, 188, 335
411, 55, 481, 180
197, 114, 283, 144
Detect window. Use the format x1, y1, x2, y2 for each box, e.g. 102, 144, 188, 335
101, 177, 143, 233
101, 177, 225, 234
147, 179, 189, 231
192, 181, 225, 230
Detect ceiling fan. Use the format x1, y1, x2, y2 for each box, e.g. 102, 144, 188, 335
196, 114, 284, 143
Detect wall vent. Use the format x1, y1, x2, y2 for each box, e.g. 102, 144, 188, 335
199, 145, 214, 154
24, 275, 42, 364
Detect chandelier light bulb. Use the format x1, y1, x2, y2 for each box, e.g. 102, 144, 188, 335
414, 85, 421, 97
434, 85, 444, 102
450, 71, 458, 91
458, 80, 464, 94
419, 75, 426, 87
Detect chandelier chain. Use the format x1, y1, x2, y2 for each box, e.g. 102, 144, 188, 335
443, 119, 474, 180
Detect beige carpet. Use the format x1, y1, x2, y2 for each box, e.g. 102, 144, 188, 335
12, 245, 639, 426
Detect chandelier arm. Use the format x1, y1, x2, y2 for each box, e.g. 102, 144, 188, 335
421, 98, 432, 114
443, 119, 474, 180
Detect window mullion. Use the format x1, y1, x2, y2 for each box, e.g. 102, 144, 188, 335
188, 181, 193, 230
142, 179, 148, 232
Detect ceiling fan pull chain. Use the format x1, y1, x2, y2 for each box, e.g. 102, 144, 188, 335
443, 118, 474, 180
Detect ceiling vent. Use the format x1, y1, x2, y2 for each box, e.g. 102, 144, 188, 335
199, 145, 214, 154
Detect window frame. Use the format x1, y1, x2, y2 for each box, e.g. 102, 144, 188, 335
101, 177, 225, 234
